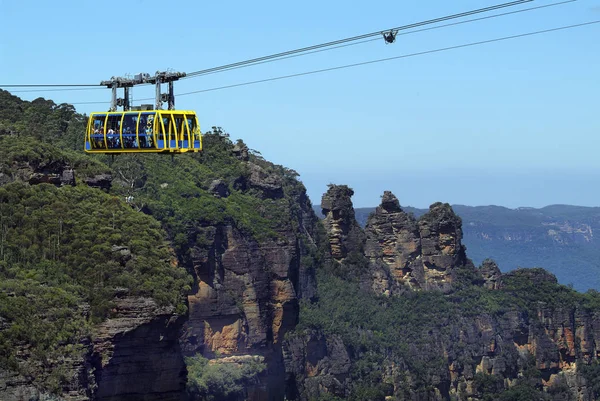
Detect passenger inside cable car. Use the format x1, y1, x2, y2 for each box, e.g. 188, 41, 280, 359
85, 110, 202, 154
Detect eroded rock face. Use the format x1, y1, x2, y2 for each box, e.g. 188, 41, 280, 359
364, 191, 422, 293
440, 302, 600, 400
180, 224, 299, 400
234, 162, 284, 199
0, 160, 76, 187
364, 192, 471, 293
84, 174, 113, 191
181, 225, 299, 355
209, 179, 229, 198
179, 177, 319, 400
0, 369, 67, 401
303, 186, 600, 400
284, 303, 600, 401
320, 185, 365, 261
0, 297, 186, 401
418, 202, 470, 291
283, 330, 351, 401
479, 258, 502, 290
92, 297, 187, 401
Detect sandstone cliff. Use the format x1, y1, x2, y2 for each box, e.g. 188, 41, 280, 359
365, 191, 472, 294
91, 297, 187, 401
2, 93, 600, 401
320, 186, 474, 294
176, 152, 320, 401
284, 186, 600, 401
0, 138, 191, 401
0, 296, 187, 401
320, 185, 365, 262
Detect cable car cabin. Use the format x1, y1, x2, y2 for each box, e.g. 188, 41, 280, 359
84, 110, 202, 154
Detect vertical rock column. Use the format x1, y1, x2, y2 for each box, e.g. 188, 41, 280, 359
418, 202, 469, 292
363, 192, 472, 293
320, 185, 365, 262
364, 191, 422, 293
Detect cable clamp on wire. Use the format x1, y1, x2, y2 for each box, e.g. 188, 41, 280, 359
382, 30, 399, 44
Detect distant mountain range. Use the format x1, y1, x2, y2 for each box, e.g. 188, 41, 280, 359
313, 204, 600, 292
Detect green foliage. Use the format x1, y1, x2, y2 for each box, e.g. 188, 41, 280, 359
497, 383, 542, 401
0, 181, 192, 391
197, 128, 248, 183
0, 182, 191, 312
0, 279, 88, 391
185, 355, 266, 401
0, 90, 86, 150
0, 136, 109, 179
449, 267, 589, 320
580, 361, 600, 398
298, 269, 456, 397
473, 373, 503, 400
314, 394, 345, 401
108, 152, 279, 257
106, 127, 313, 264
297, 257, 591, 398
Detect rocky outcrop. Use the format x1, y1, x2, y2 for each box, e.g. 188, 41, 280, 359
0, 160, 76, 187
418, 201, 470, 291
0, 368, 76, 401
209, 179, 229, 198
438, 297, 600, 400
179, 223, 302, 400
234, 162, 284, 199
284, 297, 600, 401
298, 187, 600, 400
92, 297, 186, 401
0, 297, 186, 401
179, 169, 319, 400
84, 174, 113, 191
181, 225, 299, 353
29, 168, 75, 186
283, 330, 352, 401
364, 192, 472, 293
479, 258, 502, 290
364, 191, 422, 294
320, 185, 365, 261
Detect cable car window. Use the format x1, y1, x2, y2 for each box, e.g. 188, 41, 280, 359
163, 117, 173, 141
139, 112, 154, 148
186, 117, 198, 139
91, 115, 106, 149
155, 116, 163, 143
106, 115, 122, 148
122, 113, 138, 148
174, 116, 187, 140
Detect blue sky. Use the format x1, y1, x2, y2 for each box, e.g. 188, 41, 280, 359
1, 0, 599, 208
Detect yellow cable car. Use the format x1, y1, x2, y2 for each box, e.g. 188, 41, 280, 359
84, 109, 202, 154
85, 71, 202, 155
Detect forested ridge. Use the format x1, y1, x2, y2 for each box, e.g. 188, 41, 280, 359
296, 266, 600, 399
1, 89, 600, 401
0, 90, 314, 399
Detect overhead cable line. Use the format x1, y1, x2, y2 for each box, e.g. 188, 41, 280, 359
178, 21, 600, 95
9, 87, 107, 94
0, 83, 100, 88
187, 0, 575, 78
47, 0, 535, 91
10, 0, 571, 95
184, 0, 533, 79
69, 20, 599, 106
0, 0, 550, 92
